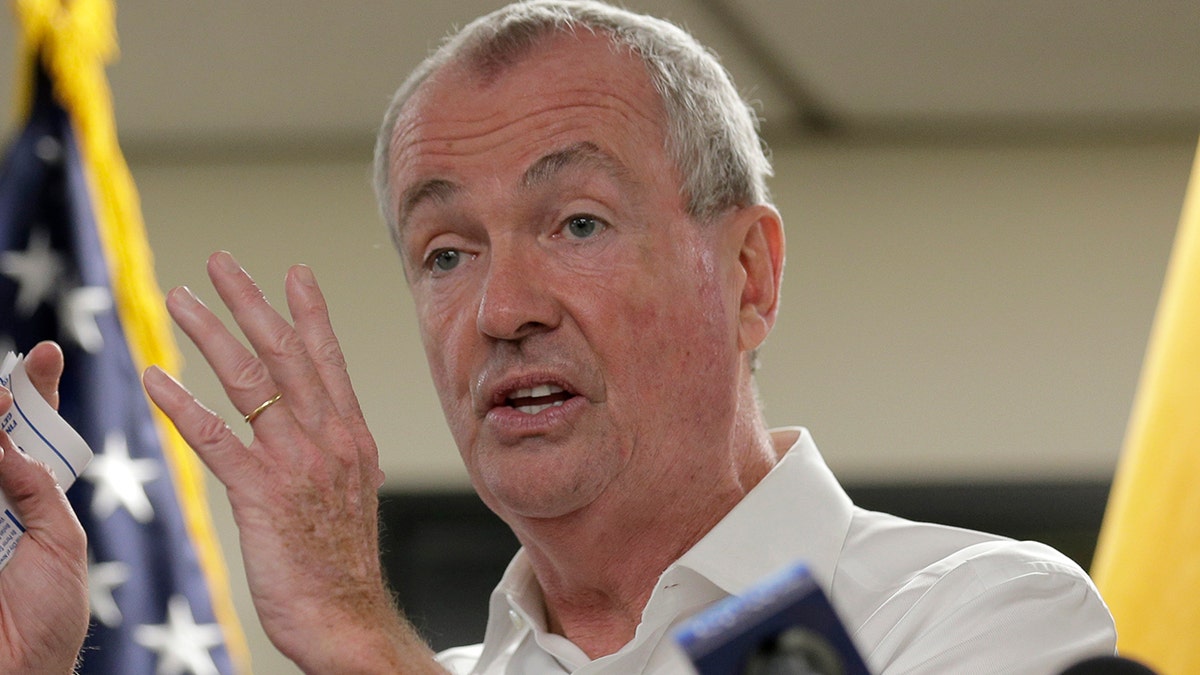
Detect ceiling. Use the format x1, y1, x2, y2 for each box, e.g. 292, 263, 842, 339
1, 0, 1198, 156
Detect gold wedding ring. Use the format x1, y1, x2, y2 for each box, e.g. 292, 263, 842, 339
244, 393, 282, 424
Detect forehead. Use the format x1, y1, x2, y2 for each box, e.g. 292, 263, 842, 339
385, 31, 673, 222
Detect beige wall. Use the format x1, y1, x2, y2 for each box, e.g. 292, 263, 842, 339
134, 137, 1195, 672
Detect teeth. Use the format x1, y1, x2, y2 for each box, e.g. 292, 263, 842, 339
506, 384, 569, 414
514, 400, 567, 415
510, 384, 564, 399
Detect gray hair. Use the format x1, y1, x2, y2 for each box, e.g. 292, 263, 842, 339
371, 0, 774, 236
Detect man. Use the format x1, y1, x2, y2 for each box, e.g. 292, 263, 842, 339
1, 1, 1115, 673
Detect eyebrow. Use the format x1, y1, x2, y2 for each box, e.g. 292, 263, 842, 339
397, 141, 631, 231
521, 141, 632, 189
398, 178, 461, 230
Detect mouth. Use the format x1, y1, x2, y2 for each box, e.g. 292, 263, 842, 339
502, 384, 576, 415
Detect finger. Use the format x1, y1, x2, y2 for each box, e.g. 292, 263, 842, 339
284, 266, 360, 418
0, 418, 86, 560
165, 283, 291, 430
0, 388, 15, 459
205, 252, 333, 433
23, 341, 63, 411
142, 366, 260, 485
284, 265, 383, 483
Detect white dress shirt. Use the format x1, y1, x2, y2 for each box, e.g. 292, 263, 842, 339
437, 428, 1116, 674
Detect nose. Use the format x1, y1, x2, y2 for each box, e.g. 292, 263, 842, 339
476, 240, 560, 341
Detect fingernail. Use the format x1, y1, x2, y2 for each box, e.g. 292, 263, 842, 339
211, 250, 241, 274
167, 286, 201, 313
143, 365, 177, 388
292, 264, 317, 288
143, 364, 164, 384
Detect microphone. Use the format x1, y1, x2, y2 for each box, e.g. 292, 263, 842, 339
1057, 656, 1158, 674
673, 563, 870, 675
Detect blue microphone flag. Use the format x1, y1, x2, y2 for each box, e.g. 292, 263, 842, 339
674, 562, 871, 675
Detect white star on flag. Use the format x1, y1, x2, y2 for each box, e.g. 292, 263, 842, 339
88, 556, 131, 628
133, 594, 224, 675
83, 430, 159, 523
59, 285, 113, 353
0, 228, 65, 316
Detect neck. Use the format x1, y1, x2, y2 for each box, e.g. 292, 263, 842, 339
509, 400, 777, 658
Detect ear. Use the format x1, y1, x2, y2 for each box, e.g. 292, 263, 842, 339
734, 205, 785, 353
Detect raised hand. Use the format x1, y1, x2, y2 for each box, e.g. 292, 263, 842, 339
142, 252, 441, 673
0, 341, 89, 674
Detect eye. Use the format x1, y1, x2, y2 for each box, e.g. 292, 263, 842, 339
563, 214, 606, 240
428, 248, 463, 272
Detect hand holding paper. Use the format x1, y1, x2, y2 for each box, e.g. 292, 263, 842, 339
0, 342, 91, 673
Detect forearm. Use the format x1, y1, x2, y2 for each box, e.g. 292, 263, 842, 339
334, 609, 446, 675
268, 581, 447, 674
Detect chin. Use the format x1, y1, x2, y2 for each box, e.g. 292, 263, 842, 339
474, 451, 613, 521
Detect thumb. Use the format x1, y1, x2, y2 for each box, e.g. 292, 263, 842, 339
0, 398, 83, 555
0, 437, 71, 529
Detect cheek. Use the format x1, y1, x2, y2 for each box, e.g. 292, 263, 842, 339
607, 269, 737, 399
415, 294, 478, 422
638, 248, 736, 352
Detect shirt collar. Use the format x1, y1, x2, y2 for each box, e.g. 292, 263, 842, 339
474, 427, 856, 668
671, 427, 855, 597
476, 551, 541, 667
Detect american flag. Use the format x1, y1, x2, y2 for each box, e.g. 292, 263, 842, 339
0, 17, 244, 675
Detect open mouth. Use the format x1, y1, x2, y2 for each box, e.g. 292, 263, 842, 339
504, 384, 576, 415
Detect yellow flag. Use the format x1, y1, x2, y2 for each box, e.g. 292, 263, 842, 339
1091, 139, 1200, 674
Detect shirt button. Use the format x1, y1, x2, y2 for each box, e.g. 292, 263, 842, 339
508, 608, 526, 630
